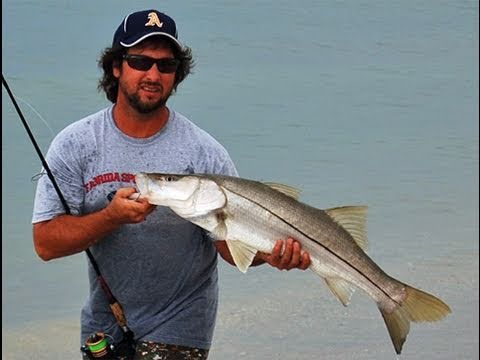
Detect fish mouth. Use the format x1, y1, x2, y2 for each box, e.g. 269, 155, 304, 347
135, 172, 150, 195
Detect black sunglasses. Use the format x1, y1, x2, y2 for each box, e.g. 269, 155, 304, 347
122, 54, 180, 73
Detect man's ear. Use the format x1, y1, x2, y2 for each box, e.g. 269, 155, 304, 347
112, 60, 121, 78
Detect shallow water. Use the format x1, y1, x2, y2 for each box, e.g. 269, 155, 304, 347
2, 1, 478, 359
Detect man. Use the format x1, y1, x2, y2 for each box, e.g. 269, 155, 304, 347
32, 9, 311, 359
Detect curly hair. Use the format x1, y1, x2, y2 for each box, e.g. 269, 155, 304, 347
97, 37, 194, 103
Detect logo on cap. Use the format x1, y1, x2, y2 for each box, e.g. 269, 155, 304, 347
145, 12, 163, 28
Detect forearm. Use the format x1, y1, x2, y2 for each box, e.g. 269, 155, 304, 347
251, 252, 267, 266
33, 187, 156, 261
33, 208, 121, 261
214, 240, 273, 267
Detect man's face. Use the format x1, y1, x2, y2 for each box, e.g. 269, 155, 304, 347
114, 42, 177, 114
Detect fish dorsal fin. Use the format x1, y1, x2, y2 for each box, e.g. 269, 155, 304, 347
263, 182, 301, 200
325, 206, 368, 251
226, 240, 258, 273
324, 277, 356, 306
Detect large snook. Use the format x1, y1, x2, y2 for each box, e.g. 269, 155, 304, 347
135, 172, 451, 354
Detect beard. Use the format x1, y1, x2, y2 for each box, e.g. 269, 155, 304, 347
121, 81, 173, 114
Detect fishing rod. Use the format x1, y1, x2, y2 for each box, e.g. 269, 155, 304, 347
2, 74, 135, 358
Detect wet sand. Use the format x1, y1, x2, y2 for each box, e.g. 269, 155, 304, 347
3, 258, 478, 360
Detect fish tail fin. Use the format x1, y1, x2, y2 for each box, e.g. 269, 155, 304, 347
379, 285, 451, 354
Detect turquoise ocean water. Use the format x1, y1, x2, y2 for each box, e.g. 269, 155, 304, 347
2, 1, 478, 359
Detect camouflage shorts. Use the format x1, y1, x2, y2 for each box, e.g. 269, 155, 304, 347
82, 341, 209, 360
130, 342, 209, 360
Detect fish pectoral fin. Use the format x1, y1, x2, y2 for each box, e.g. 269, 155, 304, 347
212, 220, 228, 239
324, 277, 356, 306
226, 240, 258, 273
325, 206, 368, 251
263, 182, 301, 200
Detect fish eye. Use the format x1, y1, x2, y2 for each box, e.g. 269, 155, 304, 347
165, 176, 176, 182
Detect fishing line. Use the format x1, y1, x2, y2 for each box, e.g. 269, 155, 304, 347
2, 73, 135, 346
4, 93, 57, 182
2, 74, 71, 213
14, 95, 55, 136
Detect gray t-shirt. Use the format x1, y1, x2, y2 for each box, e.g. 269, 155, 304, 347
32, 105, 238, 349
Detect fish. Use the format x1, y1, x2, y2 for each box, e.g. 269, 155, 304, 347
134, 172, 451, 355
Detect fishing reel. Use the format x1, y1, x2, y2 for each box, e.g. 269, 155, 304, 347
81, 332, 115, 359
81, 331, 136, 359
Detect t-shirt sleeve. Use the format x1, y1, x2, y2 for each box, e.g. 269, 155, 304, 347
32, 130, 86, 223
216, 151, 238, 177
201, 138, 238, 177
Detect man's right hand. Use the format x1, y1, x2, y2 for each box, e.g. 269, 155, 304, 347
105, 187, 156, 224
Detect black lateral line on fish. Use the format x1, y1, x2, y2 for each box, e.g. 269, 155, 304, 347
226, 185, 400, 306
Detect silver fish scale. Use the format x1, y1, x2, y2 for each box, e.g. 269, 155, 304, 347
208, 174, 405, 307
136, 172, 451, 353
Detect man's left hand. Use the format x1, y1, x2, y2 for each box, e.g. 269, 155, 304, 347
257, 238, 311, 270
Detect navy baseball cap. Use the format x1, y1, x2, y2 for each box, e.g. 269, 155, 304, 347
112, 9, 182, 49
